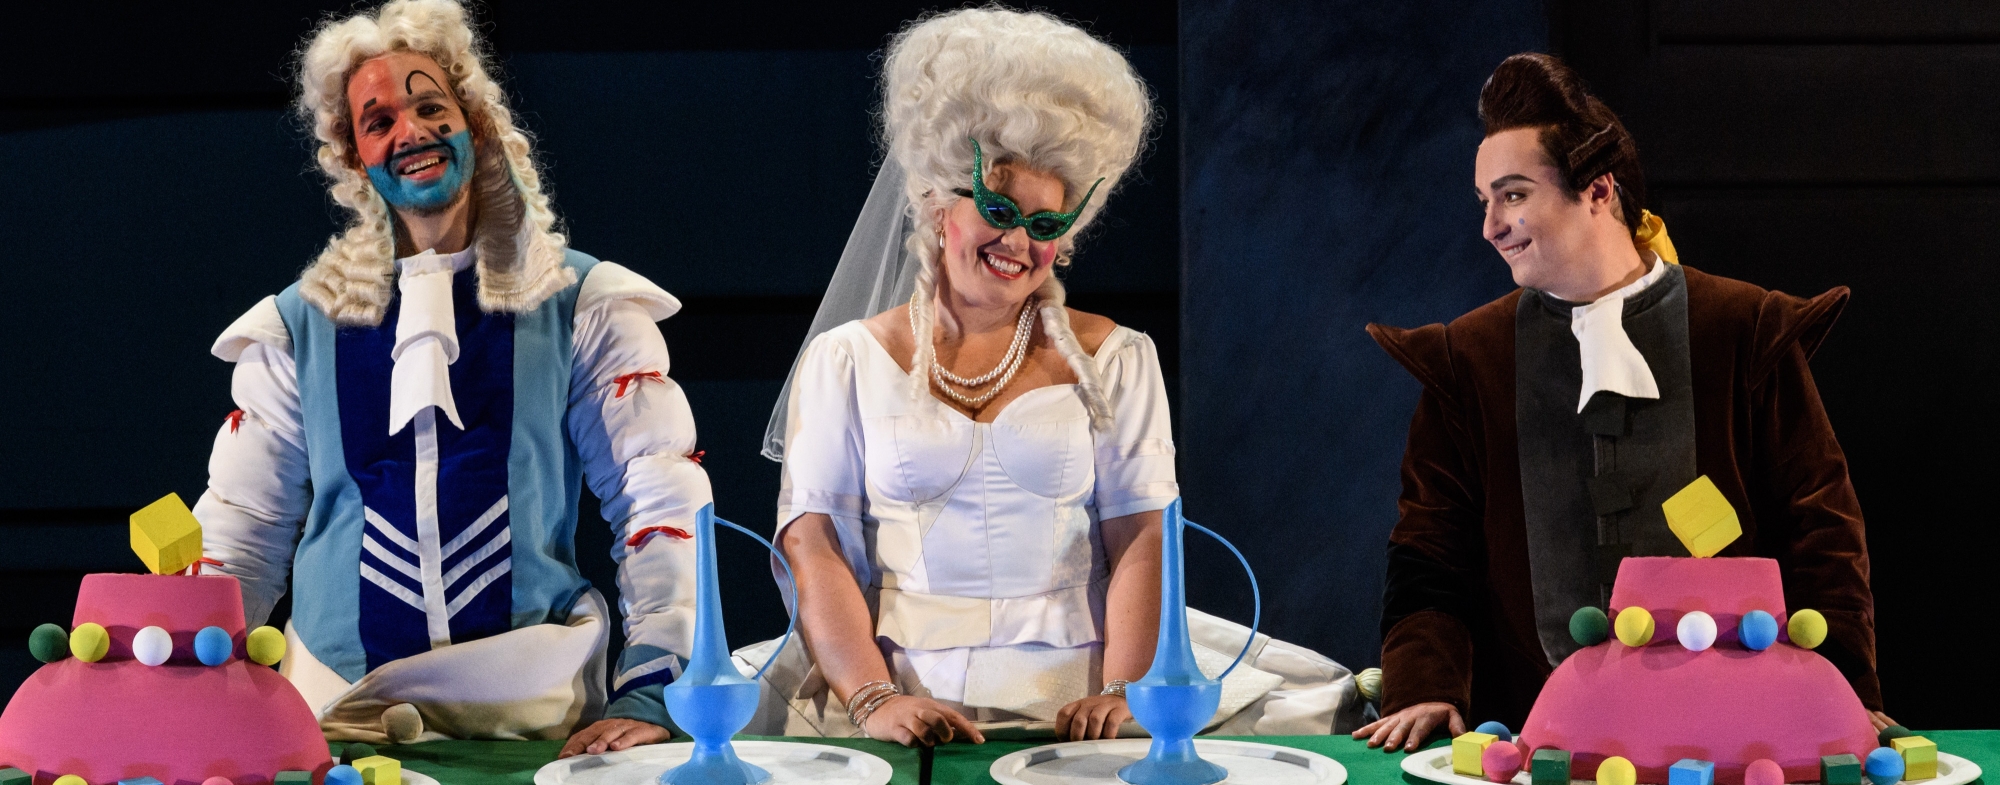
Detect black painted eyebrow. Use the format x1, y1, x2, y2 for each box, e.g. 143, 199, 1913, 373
405, 69, 445, 95
363, 98, 377, 110
1488, 173, 1536, 190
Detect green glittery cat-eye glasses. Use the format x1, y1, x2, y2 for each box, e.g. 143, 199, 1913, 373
953, 138, 1103, 242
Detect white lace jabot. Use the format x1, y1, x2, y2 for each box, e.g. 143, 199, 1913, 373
1569, 254, 1670, 413
388, 247, 477, 434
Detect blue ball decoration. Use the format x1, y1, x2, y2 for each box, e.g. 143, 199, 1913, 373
325, 765, 363, 785
194, 626, 234, 666
1474, 720, 1512, 743
1739, 610, 1779, 651
1865, 747, 1905, 785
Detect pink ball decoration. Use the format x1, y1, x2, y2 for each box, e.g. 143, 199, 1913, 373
1744, 759, 1784, 785
1480, 740, 1523, 783
202, 778, 234, 785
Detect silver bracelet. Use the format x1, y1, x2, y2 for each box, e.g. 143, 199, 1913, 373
845, 681, 902, 734
1101, 679, 1132, 697
844, 681, 896, 717
852, 690, 899, 736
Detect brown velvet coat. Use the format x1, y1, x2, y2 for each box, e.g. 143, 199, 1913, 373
1366, 266, 1879, 726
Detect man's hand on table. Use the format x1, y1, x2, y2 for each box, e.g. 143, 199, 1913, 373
559, 718, 671, 758
1352, 701, 1465, 753
1055, 694, 1132, 741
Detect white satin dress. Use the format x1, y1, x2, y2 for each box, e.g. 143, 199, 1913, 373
743, 320, 1362, 736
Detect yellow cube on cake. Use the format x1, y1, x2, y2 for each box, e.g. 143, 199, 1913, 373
1452, 732, 1498, 777
1892, 736, 1938, 781
130, 493, 203, 575
1662, 476, 1741, 558
350, 756, 401, 785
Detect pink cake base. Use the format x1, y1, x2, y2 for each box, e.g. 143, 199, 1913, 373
1519, 558, 1876, 785
0, 574, 331, 784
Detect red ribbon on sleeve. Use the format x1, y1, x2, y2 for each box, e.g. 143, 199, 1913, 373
612, 371, 664, 399
187, 557, 226, 576
625, 526, 693, 548
225, 409, 247, 433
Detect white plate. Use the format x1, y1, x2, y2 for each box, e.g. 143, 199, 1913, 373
1399, 745, 1983, 785
400, 770, 441, 785
990, 738, 1347, 785
532, 739, 893, 785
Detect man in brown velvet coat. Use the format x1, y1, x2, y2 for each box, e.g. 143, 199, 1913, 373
1353, 54, 1886, 752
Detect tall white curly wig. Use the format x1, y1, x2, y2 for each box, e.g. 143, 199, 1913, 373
294, 0, 573, 326
885, 6, 1154, 430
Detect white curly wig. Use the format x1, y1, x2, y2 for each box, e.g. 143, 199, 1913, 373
885, 6, 1154, 430
294, 0, 573, 326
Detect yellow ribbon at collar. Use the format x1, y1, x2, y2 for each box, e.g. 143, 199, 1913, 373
1635, 210, 1679, 265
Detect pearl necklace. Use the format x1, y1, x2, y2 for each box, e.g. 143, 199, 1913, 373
913, 295, 1038, 408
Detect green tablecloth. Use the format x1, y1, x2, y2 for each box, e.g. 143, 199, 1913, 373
364, 736, 922, 785
926, 731, 1999, 784
359, 730, 1998, 785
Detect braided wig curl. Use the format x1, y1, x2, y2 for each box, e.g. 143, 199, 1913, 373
295, 0, 572, 326
884, 6, 1154, 430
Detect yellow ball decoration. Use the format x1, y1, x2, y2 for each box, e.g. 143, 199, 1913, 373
54, 776, 87, 785
1614, 607, 1655, 647
246, 625, 287, 666
69, 622, 110, 663
1788, 608, 1828, 650
1598, 756, 1638, 785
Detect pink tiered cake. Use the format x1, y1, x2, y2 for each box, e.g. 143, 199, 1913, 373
0, 574, 332, 784
1519, 558, 1877, 784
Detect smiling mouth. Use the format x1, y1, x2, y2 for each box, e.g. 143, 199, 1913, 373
389, 144, 453, 178
1500, 239, 1532, 257
982, 252, 1028, 279
398, 152, 446, 176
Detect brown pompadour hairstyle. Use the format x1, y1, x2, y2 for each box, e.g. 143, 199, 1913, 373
1478, 52, 1646, 233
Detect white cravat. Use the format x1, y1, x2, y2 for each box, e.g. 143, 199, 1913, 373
1570, 255, 1670, 413
388, 247, 476, 435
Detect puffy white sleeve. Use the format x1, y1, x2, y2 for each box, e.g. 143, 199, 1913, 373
773, 330, 873, 594
565, 262, 711, 723
1092, 330, 1180, 519
193, 296, 311, 629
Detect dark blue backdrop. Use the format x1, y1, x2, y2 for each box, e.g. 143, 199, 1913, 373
1178, 0, 1541, 674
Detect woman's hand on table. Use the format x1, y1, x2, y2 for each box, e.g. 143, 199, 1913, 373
862, 695, 985, 747
1352, 701, 1465, 753
558, 718, 671, 758
1056, 694, 1132, 741
1870, 711, 1898, 731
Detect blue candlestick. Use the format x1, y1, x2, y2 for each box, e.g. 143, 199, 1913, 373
1117, 498, 1260, 785
659, 504, 796, 785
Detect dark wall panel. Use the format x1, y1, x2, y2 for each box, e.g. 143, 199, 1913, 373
1655, 1, 2000, 41
1635, 46, 2000, 184
1179, 1, 1542, 671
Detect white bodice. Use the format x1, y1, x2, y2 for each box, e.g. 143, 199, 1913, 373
778, 320, 1179, 654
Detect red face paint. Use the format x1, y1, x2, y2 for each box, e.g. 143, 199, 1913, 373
346, 52, 467, 179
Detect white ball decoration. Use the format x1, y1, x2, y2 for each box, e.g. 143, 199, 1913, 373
133, 625, 173, 666
1677, 611, 1718, 652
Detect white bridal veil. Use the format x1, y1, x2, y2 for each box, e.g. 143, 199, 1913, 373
760, 158, 917, 461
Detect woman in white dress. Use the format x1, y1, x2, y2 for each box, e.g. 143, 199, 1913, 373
754, 8, 1362, 747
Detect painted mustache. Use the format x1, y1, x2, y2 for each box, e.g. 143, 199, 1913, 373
386, 140, 455, 178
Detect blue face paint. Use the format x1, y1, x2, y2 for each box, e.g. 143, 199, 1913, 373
366, 130, 473, 211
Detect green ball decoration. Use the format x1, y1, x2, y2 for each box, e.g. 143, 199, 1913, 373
28, 623, 69, 663
340, 742, 378, 765
1879, 724, 1911, 746
1570, 606, 1610, 646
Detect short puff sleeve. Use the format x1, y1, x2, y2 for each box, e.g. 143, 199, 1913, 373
1091, 329, 1179, 519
